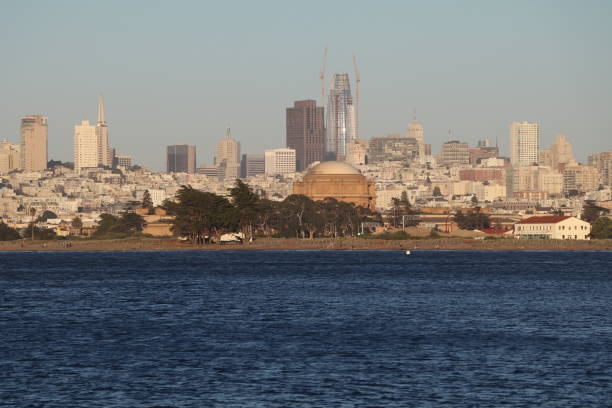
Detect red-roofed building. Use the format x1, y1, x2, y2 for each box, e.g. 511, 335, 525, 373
514, 216, 590, 240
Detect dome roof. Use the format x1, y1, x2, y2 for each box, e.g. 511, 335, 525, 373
308, 161, 361, 175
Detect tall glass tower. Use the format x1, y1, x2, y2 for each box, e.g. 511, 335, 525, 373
326, 73, 355, 161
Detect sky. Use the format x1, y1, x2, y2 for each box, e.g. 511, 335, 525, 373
1, 0, 611, 170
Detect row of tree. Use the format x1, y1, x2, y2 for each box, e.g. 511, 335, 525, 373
162, 180, 379, 243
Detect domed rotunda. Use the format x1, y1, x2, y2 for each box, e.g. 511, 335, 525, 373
293, 161, 376, 211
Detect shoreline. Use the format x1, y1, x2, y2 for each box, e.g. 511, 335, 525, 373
1, 237, 611, 252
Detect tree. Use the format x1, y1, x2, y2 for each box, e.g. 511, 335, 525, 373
93, 212, 144, 237
22, 225, 55, 240
432, 186, 442, 197
163, 185, 236, 243
37, 210, 57, 222
142, 190, 154, 212
590, 217, 612, 239
582, 203, 609, 224
229, 179, 259, 242
0, 222, 20, 241
454, 208, 491, 230
471, 196, 479, 206
71, 217, 83, 229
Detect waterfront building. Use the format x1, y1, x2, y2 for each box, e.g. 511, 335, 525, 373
514, 216, 590, 240
440, 141, 469, 166
286, 100, 325, 171
20, 114, 48, 172
0, 141, 21, 174
293, 161, 376, 211
240, 154, 265, 178
368, 134, 419, 163
510, 121, 539, 167
326, 73, 355, 160
167, 145, 196, 173
264, 148, 296, 175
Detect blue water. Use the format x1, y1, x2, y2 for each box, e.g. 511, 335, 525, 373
1, 250, 611, 407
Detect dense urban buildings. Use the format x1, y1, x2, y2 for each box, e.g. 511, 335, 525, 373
166, 145, 196, 173
286, 100, 325, 171
20, 114, 48, 172
326, 73, 355, 161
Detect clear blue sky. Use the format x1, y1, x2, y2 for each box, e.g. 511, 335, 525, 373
1, 0, 610, 170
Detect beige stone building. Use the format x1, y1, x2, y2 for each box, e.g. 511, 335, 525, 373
215, 128, 240, 179
514, 216, 590, 240
550, 134, 574, 171
20, 114, 48, 172
562, 162, 600, 193
0, 141, 20, 174
293, 161, 376, 211
588, 151, 612, 186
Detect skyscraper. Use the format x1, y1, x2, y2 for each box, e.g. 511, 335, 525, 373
510, 122, 539, 167
20, 114, 48, 172
73, 95, 113, 172
96, 94, 111, 167
326, 73, 355, 161
286, 100, 325, 171
167, 145, 196, 173
215, 127, 240, 179
0, 140, 20, 174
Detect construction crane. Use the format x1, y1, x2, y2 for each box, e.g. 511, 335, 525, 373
319, 46, 328, 108
352, 52, 360, 140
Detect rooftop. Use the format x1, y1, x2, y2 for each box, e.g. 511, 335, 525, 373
516, 216, 572, 224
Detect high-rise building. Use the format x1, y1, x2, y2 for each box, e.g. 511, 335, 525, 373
96, 94, 111, 167
215, 127, 240, 179
588, 151, 612, 186
114, 154, 132, 168
562, 162, 600, 193
74, 120, 99, 171
20, 114, 48, 172
345, 139, 367, 165
74, 95, 112, 172
440, 140, 470, 166
406, 113, 424, 157
265, 148, 296, 175
510, 122, 539, 167
0, 140, 21, 174
550, 134, 574, 171
240, 154, 265, 178
326, 73, 355, 161
286, 100, 325, 171
167, 145, 196, 173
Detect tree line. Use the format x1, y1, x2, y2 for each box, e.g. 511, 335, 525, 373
162, 180, 379, 243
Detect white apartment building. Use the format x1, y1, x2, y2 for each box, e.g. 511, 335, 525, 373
74, 120, 99, 172
265, 148, 296, 175
514, 216, 591, 240
510, 121, 539, 167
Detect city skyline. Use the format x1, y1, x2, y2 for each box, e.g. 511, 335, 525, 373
1, 1, 610, 170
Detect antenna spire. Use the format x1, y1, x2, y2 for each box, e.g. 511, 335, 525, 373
319, 46, 328, 108
352, 52, 360, 141
97, 93, 106, 125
